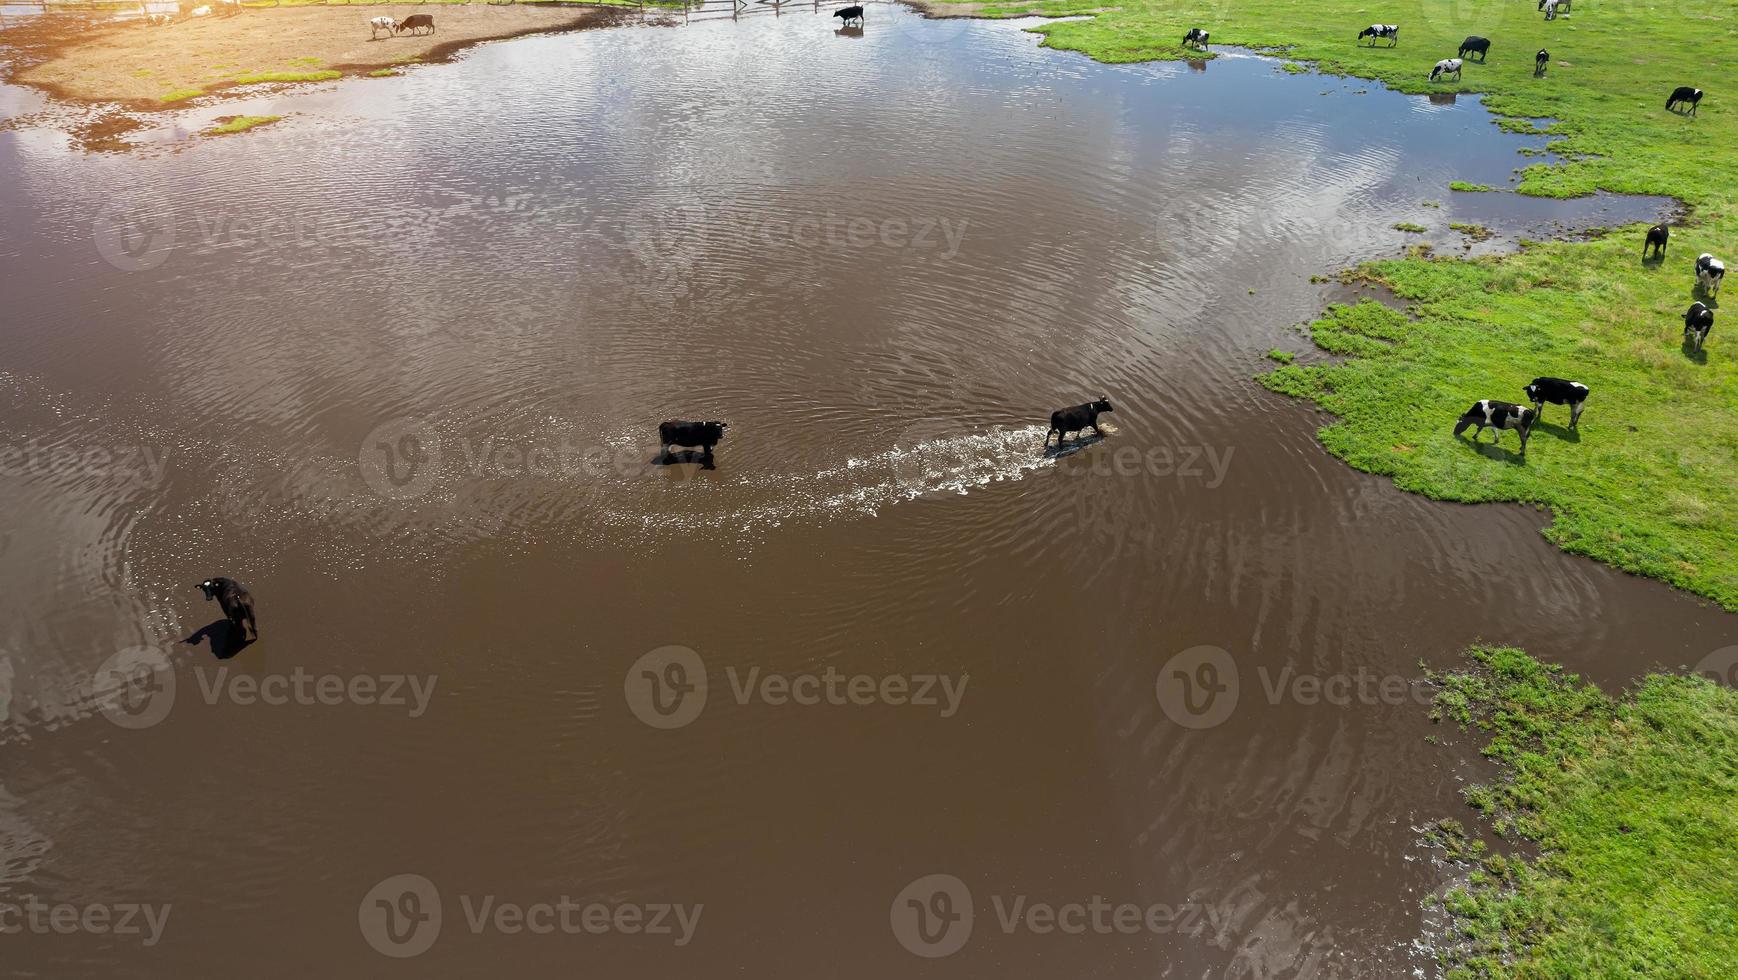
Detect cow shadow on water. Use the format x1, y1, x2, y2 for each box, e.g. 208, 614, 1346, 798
652, 450, 717, 471
1042, 433, 1107, 461
183, 619, 252, 661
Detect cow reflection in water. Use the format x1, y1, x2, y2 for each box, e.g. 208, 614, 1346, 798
1187, 58, 1207, 73
1429, 92, 1458, 106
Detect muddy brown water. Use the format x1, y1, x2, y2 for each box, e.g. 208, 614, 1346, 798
0, 9, 1731, 978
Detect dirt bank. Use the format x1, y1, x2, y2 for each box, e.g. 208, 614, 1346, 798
4, 4, 637, 107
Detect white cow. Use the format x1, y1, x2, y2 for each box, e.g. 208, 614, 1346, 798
1430, 58, 1462, 82
189, 4, 212, 16
370, 15, 396, 38
1697, 253, 1726, 296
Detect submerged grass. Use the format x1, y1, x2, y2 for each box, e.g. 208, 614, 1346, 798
203, 114, 281, 135
922, 0, 1737, 608
1424, 647, 1738, 977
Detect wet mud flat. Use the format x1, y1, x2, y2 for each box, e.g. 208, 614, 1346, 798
0, 9, 1729, 980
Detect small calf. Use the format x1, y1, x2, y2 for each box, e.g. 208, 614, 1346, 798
1182, 28, 1210, 50
396, 13, 435, 35
1535, 49, 1549, 76
1696, 253, 1725, 295
1683, 302, 1714, 353
1643, 223, 1668, 259
1453, 399, 1536, 453
1430, 58, 1463, 82
370, 15, 396, 38
1358, 24, 1399, 47
1666, 86, 1703, 115
1045, 398, 1114, 447
199, 577, 258, 642
834, 5, 863, 24
1458, 36, 1490, 61
1523, 377, 1590, 427
659, 419, 727, 459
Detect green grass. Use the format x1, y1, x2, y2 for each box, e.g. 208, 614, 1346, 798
1450, 181, 1497, 192
1394, 221, 1428, 233
158, 88, 204, 103
919, 0, 1738, 609
204, 115, 281, 135
1265, 348, 1295, 363
1424, 647, 1738, 977
1448, 221, 1495, 241
229, 70, 342, 86
368, 68, 400, 78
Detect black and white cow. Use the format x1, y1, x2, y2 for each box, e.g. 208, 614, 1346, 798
1430, 58, 1463, 82
1453, 399, 1537, 453
1358, 24, 1399, 47
1666, 86, 1703, 115
1683, 302, 1714, 353
1182, 28, 1210, 50
1539, 0, 1562, 20
199, 577, 258, 642
659, 419, 728, 459
1045, 398, 1114, 447
1535, 49, 1549, 75
1523, 377, 1590, 427
1695, 253, 1724, 295
1458, 36, 1490, 61
1643, 223, 1669, 259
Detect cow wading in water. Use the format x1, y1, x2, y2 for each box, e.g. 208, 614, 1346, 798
659, 419, 728, 463
1044, 398, 1114, 448
199, 577, 258, 643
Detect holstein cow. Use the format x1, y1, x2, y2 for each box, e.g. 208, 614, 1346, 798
1666, 86, 1703, 115
1696, 253, 1726, 296
1535, 48, 1549, 76
1458, 36, 1490, 62
1183, 28, 1210, 50
199, 577, 258, 642
659, 419, 727, 460
1454, 399, 1537, 453
370, 15, 396, 38
834, 5, 864, 25
1430, 58, 1463, 83
1540, 0, 1560, 20
1358, 24, 1399, 47
396, 13, 435, 35
1523, 377, 1590, 427
1643, 223, 1669, 259
1045, 398, 1114, 448
1683, 302, 1715, 353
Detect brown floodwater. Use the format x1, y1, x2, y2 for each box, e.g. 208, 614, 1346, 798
0, 8, 1731, 978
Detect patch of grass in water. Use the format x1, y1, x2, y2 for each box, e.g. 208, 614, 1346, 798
1422, 646, 1738, 977
230, 70, 341, 85
368, 68, 399, 78
1265, 349, 1294, 364
204, 114, 281, 135
1448, 221, 1495, 241
1280, 61, 1307, 74
1449, 181, 1496, 192
159, 87, 204, 103
1393, 221, 1428, 233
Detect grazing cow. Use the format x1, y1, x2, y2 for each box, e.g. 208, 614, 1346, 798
145, 12, 173, 25
1643, 223, 1668, 259
1523, 377, 1590, 427
1540, 0, 1560, 19
370, 15, 396, 38
834, 4, 863, 25
1453, 399, 1536, 453
1358, 24, 1399, 47
1430, 58, 1463, 83
1045, 398, 1114, 447
396, 13, 435, 35
1666, 86, 1703, 115
1458, 36, 1490, 61
199, 577, 258, 642
1696, 253, 1725, 295
1683, 302, 1714, 353
659, 420, 727, 459
1182, 28, 1210, 50
1535, 48, 1549, 75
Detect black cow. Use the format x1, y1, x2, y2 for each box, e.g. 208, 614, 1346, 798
199, 577, 257, 642
1182, 28, 1210, 50
1523, 377, 1590, 427
1045, 398, 1113, 447
1643, 223, 1669, 259
659, 419, 727, 459
1666, 86, 1702, 115
834, 4, 863, 24
1453, 399, 1536, 453
1535, 48, 1549, 76
395, 13, 434, 35
1358, 24, 1399, 47
1683, 302, 1714, 352
1458, 36, 1490, 62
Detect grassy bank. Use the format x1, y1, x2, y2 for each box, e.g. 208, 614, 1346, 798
1424, 647, 1738, 976
920, 0, 1737, 609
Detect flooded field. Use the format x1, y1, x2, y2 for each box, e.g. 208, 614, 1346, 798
0, 8, 1730, 978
